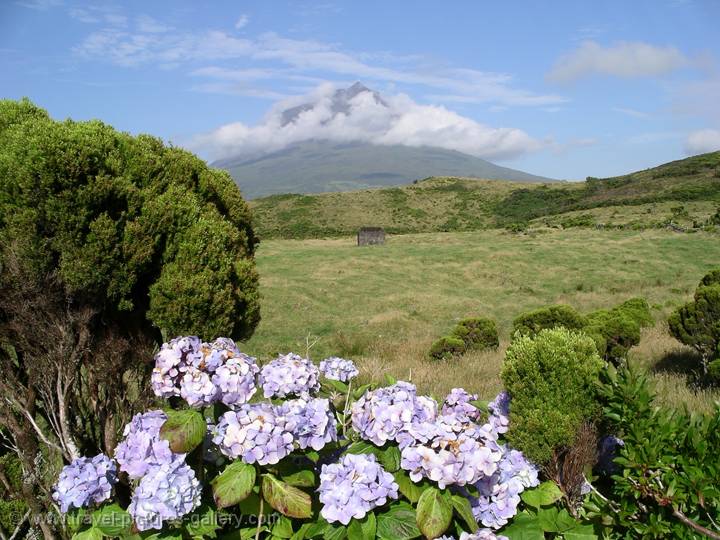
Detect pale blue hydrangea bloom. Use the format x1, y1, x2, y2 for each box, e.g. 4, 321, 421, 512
319, 357, 359, 382
318, 453, 398, 525
280, 397, 338, 451
439, 531, 509, 540
487, 392, 510, 436
351, 381, 436, 446
127, 458, 201, 531
441, 388, 481, 423
180, 366, 218, 407
259, 353, 320, 398
213, 403, 294, 465
211, 354, 260, 408
469, 445, 539, 529
115, 410, 179, 479
52, 454, 117, 513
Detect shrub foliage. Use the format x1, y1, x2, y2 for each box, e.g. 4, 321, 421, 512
512, 305, 587, 338
429, 316, 499, 360
501, 327, 604, 464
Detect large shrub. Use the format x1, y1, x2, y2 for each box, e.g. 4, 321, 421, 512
668, 270, 720, 373
512, 305, 587, 338
501, 327, 604, 464
428, 335, 466, 360
0, 99, 260, 536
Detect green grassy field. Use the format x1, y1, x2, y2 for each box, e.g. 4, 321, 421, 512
243, 228, 720, 410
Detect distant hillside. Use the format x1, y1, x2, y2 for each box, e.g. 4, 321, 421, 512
212, 82, 553, 198
249, 151, 720, 239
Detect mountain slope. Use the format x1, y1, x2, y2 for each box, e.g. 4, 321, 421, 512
215, 140, 553, 199
249, 151, 720, 239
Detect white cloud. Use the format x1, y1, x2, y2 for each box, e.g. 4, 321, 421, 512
190, 83, 544, 162
685, 129, 720, 155
15, 0, 62, 10
136, 15, 171, 34
547, 41, 688, 83
73, 26, 565, 107
612, 107, 651, 119
235, 14, 249, 29
69, 6, 127, 26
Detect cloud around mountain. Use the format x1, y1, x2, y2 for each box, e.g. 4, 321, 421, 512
191, 83, 544, 162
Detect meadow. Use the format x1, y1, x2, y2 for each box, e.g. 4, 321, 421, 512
244, 227, 720, 411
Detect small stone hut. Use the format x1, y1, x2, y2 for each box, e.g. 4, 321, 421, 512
357, 227, 385, 246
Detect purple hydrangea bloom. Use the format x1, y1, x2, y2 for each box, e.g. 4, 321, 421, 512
442, 388, 481, 423
151, 336, 202, 398
211, 355, 260, 408
115, 410, 179, 479
212, 403, 294, 465
259, 353, 320, 398
280, 397, 338, 451
128, 459, 201, 531
400, 422, 502, 488
469, 445, 539, 529
597, 435, 624, 475
52, 454, 117, 513
351, 381, 436, 446
318, 453, 398, 525
487, 392, 510, 436
180, 367, 218, 407
439, 532, 509, 540
196, 337, 242, 372
319, 357, 359, 382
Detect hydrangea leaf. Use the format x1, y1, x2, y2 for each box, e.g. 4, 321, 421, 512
92, 503, 132, 536
392, 470, 430, 504
159, 409, 206, 453
183, 504, 220, 537
521, 481, 563, 509
376, 501, 421, 540
347, 512, 376, 540
416, 487, 452, 540
499, 511, 544, 540
71, 527, 103, 540
262, 473, 313, 519
562, 524, 599, 539
450, 495, 479, 533
280, 469, 316, 488
211, 461, 256, 509
271, 515, 295, 538
537, 507, 577, 533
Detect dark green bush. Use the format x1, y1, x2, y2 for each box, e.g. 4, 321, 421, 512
428, 335, 466, 360
596, 366, 720, 538
0, 98, 260, 340
708, 358, 720, 383
512, 304, 587, 338
584, 309, 641, 363
615, 297, 654, 328
452, 317, 499, 350
501, 327, 604, 464
668, 270, 720, 372
0, 453, 26, 534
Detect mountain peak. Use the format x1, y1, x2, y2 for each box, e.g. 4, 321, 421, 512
280, 82, 386, 126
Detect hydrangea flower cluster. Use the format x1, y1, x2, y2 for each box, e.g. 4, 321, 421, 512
259, 353, 321, 398
52, 454, 117, 513
441, 388, 481, 423
151, 336, 258, 408
318, 453, 399, 525
280, 397, 338, 451
597, 435, 624, 475
128, 458, 202, 531
213, 403, 294, 465
470, 446, 539, 529
114, 410, 177, 479
400, 422, 503, 488
319, 357, 359, 382
487, 392, 510, 436
351, 381, 435, 446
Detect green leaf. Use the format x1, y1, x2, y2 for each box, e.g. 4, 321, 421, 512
345, 440, 377, 455
450, 495, 478, 533
537, 507, 576, 533
184, 504, 220, 537
212, 461, 257, 508
303, 520, 328, 538
262, 473, 313, 519
393, 471, 430, 504
324, 523, 347, 540
347, 513, 376, 540
353, 384, 372, 399
281, 469, 316, 488
499, 511, 544, 540
272, 515, 295, 538
72, 528, 103, 540
377, 446, 401, 472
384, 374, 397, 386
416, 487, 453, 539
323, 379, 349, 393
141, 532, 183, 540
563, 524, 599, 539
67, 508, 88, 532
520, 481, 563, 509
92, 503, 132, 536
159, 409, 206, 453
290, 523, 313, 540
376, 502, 421, 540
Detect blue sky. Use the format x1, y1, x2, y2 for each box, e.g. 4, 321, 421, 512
1, 0, 719, 180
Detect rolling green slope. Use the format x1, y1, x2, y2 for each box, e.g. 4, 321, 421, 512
249, 152, 720, 239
